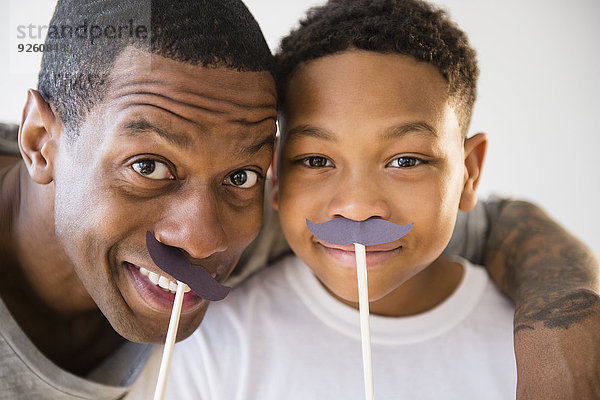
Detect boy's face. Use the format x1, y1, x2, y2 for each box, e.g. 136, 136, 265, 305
273, 50, 485, 314
47, 48, 277, 342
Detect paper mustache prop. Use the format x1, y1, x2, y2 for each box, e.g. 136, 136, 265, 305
306, 217, 413, 400
146, 231, 231, 301
306, 217, 414, 246
145, 231, 231, 400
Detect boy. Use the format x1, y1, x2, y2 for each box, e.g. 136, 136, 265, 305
154, 0, 576, 398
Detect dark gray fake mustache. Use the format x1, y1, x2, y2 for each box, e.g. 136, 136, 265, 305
306, 217, 414, 246
145, 231, 230, 301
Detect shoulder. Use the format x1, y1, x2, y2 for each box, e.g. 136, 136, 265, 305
0, 296, 134, 399
446, 196, 510, 263
0, 123, 19, 156
449, 256, 514, 321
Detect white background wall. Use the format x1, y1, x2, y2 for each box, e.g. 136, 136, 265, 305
1, 0, 598, 256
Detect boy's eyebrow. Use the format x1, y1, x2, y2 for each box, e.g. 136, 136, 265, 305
382, 121, 439, 140
121, 119, 192, 148
286, 122, 438, 142
284, 125, 335, 141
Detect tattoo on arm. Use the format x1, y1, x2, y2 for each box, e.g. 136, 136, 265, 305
483, 200, 600, 333
513, 291, 599, 333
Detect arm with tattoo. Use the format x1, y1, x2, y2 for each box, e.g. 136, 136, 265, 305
484, 200, 600, 399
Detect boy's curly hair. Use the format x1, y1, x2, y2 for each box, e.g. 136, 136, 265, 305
276, 0, 479, 134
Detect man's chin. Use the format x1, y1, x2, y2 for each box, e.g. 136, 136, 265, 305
109, 304, 209, 344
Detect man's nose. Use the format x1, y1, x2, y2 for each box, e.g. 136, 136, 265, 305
326, 168, 393, 222
153, 190, 228, 260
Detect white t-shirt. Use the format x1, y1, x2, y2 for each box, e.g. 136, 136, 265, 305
163, 255, 516, 400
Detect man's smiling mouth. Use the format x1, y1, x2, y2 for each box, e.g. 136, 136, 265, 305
145, 231, 231, 301
130, 263, 191, 295
123, 261, 205, 315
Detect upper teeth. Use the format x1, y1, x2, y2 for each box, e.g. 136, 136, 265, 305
139, 267, 191, 294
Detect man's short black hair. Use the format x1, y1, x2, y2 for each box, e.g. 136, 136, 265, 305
275, 0, 479, 134
38, 0, 274, 135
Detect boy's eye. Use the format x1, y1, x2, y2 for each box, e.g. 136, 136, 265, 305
302, 156, 334, 168
386, 156, 422, 168
132, 160, 174, 180
224, 169, 259, 189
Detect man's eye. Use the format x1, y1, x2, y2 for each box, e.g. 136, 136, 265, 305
386, 156, 422, 168
225, 170, 259, 189
132, 160, 173, 180
302, 156, 334, 168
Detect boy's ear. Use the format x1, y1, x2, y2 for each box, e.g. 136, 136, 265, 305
19, 89, 62, 185
271, 182, 279, 211
270, 137, 279, 211
459, 133, 487, 212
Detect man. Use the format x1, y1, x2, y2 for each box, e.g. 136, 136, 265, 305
1, 0, 276, 397
0, 0, 597, 399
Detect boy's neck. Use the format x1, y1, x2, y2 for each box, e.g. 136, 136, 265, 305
330, 256, 464, 317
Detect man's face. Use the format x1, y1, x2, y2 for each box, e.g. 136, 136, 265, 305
51, 48, 277, 342
274, 50, 478, 315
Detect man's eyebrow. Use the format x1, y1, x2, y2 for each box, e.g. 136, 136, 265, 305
284, 125, 335, 141
382, 121, 439, 140
238, 134, 275, 157
121, 120, 192, 148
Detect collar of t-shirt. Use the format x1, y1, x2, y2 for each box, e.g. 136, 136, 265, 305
285, 256, 488, 346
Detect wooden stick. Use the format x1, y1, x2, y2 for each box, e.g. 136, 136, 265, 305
153, 281, 186, 400
354, 243, 374, 400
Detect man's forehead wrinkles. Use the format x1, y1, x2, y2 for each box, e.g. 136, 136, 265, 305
118, 102, 207, 135
114, 90, 227, 116
112, 86, 276, 125
171, 87, 277, 124
113, 77, 276, 112
178, 86, 277, 112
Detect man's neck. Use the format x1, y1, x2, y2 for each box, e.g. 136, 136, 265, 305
0, 160, 125, 375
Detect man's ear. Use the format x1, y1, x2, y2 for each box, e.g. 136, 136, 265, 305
459, 132, 487, 211
19, 89, 62, 184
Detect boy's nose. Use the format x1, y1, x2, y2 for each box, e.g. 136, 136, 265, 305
326, 171, 393, 222
153, 190, 228, 260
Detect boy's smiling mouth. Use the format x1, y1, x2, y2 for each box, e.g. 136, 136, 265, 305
315, 241, 404, 268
